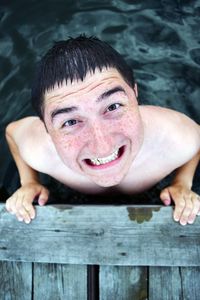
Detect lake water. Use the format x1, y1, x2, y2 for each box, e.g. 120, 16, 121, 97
0, 0, 199, 202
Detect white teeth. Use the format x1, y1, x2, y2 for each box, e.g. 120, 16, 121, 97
90, 149, 119, 165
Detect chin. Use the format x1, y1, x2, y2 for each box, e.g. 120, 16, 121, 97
88, 173, 126, 188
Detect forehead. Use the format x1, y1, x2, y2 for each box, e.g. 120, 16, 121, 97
44, 68, 127, 106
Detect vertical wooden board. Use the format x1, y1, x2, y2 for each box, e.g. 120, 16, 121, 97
100, 266, 147, 300
0, 261, 32, 300
33, 263, 87, 300
149, 267, 182, 300
181, 267, 200, 299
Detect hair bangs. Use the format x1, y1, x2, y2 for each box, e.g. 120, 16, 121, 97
31, 35, 135, 120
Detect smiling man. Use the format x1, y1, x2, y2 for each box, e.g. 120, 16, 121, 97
5, 35, 200, 225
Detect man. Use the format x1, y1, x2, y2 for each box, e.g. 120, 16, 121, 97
5, 35, 200, 225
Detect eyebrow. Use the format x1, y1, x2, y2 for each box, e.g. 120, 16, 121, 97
96, 86, 126, 102
51, 106, 77, 121
51, 85, 126, 122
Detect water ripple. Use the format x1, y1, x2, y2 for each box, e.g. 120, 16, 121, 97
0, 0, 199, 185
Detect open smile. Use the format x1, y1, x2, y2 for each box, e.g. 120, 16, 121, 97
84, 146, 125, 169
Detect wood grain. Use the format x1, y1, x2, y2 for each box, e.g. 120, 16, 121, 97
0, 261, 32, 300
0, 204, 200, 266
33, 263, 87, 300
100, 266, 147, 300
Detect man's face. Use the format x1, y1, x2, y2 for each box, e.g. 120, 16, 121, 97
44, 68, 144, 187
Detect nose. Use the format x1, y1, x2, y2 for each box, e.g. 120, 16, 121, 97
87, 122, 113, 157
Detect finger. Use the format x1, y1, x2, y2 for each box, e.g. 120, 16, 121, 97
22, 202, 36, 219
160, 188, 171, 206
5, 198, 13, 213
173, 198, 185, 223
38, 188, 49, 206
188, 196, 200, 224
18, 206, 32, 224
179, 196, 193, 226
6, 194, 18, 214
15, 192, 25, 210
16, 212, 24, 222
15, 195, 32, 223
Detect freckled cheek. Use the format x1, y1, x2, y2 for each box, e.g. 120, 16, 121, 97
117, 119, 143, 155
52, 133, 87, 155
116, 114, 142, 137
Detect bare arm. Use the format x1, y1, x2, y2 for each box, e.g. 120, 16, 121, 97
160, 149, 200, 225
6, 121, 40, 186
5, 119, 49, 223
172, 150, 200, 189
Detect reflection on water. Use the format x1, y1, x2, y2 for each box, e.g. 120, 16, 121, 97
0, 0, 200, 197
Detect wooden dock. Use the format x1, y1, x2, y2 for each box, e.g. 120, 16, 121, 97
0, 203, 200, 299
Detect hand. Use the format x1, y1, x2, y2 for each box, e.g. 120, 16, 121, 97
5, 182, 49, 224
160, 183, 200, 225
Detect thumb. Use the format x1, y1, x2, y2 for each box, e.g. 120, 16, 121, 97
38, 188, 49, 206
160, 187, 171, 206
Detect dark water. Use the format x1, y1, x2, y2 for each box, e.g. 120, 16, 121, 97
0, 0, 200, 203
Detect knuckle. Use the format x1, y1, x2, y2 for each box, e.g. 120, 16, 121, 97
193, 197, 200, 206
23, 204, 34, 215
16, 204, 23, 212
180, 212, 187, 220
23, 202, 33, 209
24, 203, 30, 210
177, 201, 185, 210
183, 207, 192, 216
18, 208, 26, 216
185, 203, 193, 211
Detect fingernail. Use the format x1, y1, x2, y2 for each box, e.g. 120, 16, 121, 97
18, 218, 23, 222
164, 199, 170, 205
188, 219, 194, 224
180, 220, 187, 226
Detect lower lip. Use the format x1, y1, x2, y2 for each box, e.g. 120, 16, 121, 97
84, 146, 125, 170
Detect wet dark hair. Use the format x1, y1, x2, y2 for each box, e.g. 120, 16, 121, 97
31, 34, 135, 120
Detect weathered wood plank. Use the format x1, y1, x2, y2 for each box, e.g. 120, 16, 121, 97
33, 263, 87, 300
0, 261, 32, 300
181, 267, 200, 299
149, 267, 200, 300
149, 267, 182, 300
0, 204, 200, 266
100, 266, 147, 300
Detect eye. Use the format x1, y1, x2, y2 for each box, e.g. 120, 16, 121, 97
62, 119, 78, 128
107, 103, 122, 112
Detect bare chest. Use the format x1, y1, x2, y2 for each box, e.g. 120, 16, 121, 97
38, 145, 175, 195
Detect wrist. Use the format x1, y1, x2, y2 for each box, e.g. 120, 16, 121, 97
172, 179, 192, 190
20, 177, 40, 186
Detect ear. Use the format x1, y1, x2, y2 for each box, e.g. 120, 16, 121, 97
133, 83, 138, 98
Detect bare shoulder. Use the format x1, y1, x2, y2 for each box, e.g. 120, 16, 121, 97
140, 105, 199, 136
6, 116, 58, 171
6, 116, 44, 139
140, 105, 199, 127
139, 105, 200, 163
